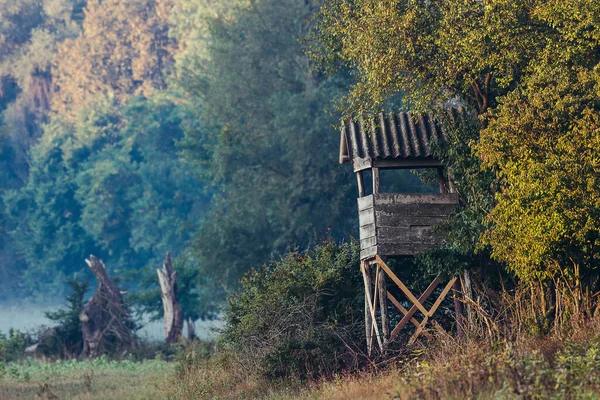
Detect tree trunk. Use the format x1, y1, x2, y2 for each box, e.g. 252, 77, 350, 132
186, 317, 196, 340
157, 252, 184, 345
463, 270, 474, 326
80, 255, 135, 358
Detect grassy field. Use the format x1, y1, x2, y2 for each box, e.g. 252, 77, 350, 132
0, 357, 174, 400
4, 322, 600, 400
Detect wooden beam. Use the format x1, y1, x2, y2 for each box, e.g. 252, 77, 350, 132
372, 167, 380, 194
408, 316, 430, 345
427, 277, 457, 318
388, 277, 440, 342
373, 159, 443, 170
438, 167, 448, 194
370, 264, 384, 351
361, 261, 383, 353
378, 267, 390, 343
376, 256, 429, 316
360, 261, 374, 356
356, 171, 365, 198
387, 292, 432, 339
407, 277, 458, 345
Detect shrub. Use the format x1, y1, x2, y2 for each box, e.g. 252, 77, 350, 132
0, 329, 34, 363
221, 239, 364, 380
41, 279, 88, 359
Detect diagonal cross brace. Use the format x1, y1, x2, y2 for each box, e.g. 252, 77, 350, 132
386, 292, 433, 340
408, 277, 457, 344
374, 256, 457, 344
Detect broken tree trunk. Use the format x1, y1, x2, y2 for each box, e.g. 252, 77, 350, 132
187, 317, 196, 340
80, 255, 135, 358
157, 252, 184, 345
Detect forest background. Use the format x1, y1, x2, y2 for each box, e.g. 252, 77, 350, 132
0, 0, 599, 398
0, 0, 430, 310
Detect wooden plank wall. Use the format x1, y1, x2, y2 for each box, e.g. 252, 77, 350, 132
358, 195, 377, 259
358, 193, 458, 259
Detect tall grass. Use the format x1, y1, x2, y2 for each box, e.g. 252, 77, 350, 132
171, 278, 600, 399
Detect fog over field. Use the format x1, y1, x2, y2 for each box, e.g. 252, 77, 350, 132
0, 305, 222, 341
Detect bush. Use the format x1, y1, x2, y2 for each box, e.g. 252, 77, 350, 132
0, 329, 34, 363
40, 280, 88, 359
221, 239, 364, 380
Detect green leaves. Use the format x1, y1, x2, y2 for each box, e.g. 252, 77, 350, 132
177, 0, 361, 295
3, 96, 210, 294
314, 0, 600, 284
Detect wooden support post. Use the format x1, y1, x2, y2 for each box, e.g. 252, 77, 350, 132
437, 167, 448, 193
372, 167, 380, 194
361, 260, 374, 356
378, 265, 390, 345
370, 264, 384, 351
356, 171, 365, 198
453, 279, 465, 337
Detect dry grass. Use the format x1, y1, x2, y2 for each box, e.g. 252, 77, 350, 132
171, 282, 600, 400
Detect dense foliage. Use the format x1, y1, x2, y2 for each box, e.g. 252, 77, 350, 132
174, 0, 425, 298
313, 0, 600, 287
222, 240, 364, 379
4, 96, 209, 296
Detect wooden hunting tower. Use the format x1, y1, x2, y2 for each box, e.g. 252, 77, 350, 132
339, 111, 462, 352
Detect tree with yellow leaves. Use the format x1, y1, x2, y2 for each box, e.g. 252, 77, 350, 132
313, 0, 600, 287
52, 0, 175, 119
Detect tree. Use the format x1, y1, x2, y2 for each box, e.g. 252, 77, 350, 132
52, 0, 175, 120
0, 0, 86, 298
175, 0, 428, 298
3, 95, 210, 296
313, 0, 600, 286
0, 0, 85, 183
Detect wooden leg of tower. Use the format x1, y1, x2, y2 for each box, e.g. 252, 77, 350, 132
378, 264, 390, 346
361, 260, 373, 356
370, 264, 384, 352
362, 260, 384, 355
453, 279, 465, 338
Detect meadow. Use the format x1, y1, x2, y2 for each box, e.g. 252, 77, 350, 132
3, 319, 600, 400
0, 357, 174, 400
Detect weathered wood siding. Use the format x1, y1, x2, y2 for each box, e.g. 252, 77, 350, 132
358, 193, 459, 259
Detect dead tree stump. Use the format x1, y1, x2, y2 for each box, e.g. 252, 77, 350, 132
80, 255, 135, 358
157, 252, 184, 345
187, 317, 196, 340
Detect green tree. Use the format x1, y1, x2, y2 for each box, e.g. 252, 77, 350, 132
313, 0, 600, 285
52, 0, 175, 120
3, 95, 210, 296
175, 0, 427, 298
0, 0, 86, 298
0, 0, 85, 183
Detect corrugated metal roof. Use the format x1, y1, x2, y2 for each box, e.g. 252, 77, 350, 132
339, 111, 457, 168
